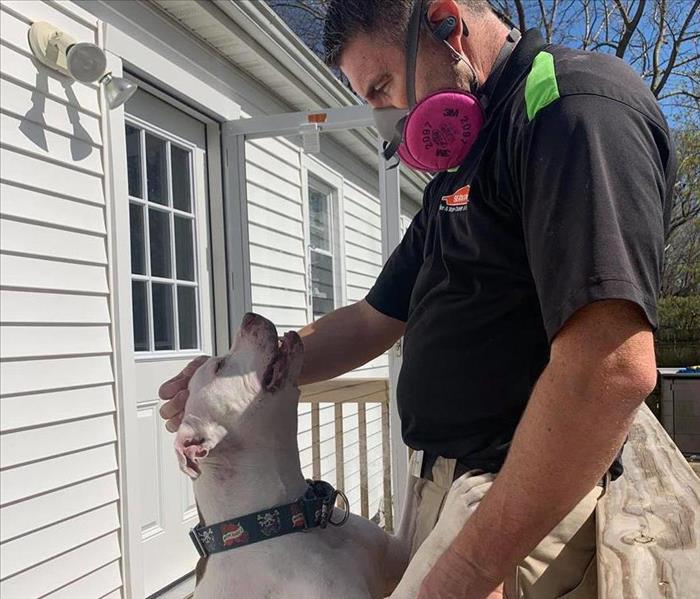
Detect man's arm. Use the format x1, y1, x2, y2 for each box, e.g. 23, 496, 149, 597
297, 299, 405, 385
418, 299, 657, 598
158, 300, 404, 430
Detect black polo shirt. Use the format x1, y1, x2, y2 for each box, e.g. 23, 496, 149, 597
366, 29, 676, 471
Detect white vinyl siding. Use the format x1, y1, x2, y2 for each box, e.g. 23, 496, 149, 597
343, 180, 388, 378
0, 2, 122, 598
246, 135, 308, 332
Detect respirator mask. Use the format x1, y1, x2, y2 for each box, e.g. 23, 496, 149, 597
374, 0, 519, 172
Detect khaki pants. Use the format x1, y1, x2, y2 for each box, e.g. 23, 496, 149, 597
410, 454, 602, 599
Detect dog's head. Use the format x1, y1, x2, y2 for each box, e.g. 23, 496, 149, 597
174, 312, 303, 479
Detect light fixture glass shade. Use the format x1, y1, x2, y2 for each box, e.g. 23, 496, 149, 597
101, 73, 138, 109
66, 42, 107, 82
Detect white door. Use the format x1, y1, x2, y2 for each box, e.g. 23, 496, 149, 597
124, 89, 214, 596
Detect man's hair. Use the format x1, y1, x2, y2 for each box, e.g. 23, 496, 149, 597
323, 0, 491, 68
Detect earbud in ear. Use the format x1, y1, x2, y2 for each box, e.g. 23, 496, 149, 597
431, 16, 457, 42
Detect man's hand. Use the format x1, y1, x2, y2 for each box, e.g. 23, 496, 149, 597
158, 356, 209, 432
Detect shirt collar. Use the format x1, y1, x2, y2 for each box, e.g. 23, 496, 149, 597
485, 28, 547, 117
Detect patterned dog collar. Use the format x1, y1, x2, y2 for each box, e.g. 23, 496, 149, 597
189, 480, 349, 557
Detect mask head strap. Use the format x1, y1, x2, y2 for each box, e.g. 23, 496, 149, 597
405, 0, 426, 109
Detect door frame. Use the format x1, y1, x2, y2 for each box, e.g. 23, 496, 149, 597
101, 20, 244, 598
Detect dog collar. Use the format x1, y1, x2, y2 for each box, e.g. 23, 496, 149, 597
189, 480, 349, 557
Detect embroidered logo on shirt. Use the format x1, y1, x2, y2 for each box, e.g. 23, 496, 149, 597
440, 185, 470, 212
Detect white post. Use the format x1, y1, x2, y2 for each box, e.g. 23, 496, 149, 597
221, 125, 254, 342
378, 144, 409, 523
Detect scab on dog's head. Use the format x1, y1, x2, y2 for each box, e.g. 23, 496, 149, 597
174, 313, 303, 479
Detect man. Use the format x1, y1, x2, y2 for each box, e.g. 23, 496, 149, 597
159, 0, 676, 597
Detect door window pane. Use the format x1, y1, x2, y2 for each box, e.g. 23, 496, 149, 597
149, 209, 171, 278
132, 281, 149, 351
152, 283, 174, 351
311, 251, 334, 318
171, 145, 192, 212
175, 216, 195, 281
129, 203, 146, 275
146, 134, 168, 205
178, 286, 197, 349
125, 125, 142, 198
127, 118, 203, 354
309, 188, 331, 251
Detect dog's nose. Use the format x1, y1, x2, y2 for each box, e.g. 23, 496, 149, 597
240, 313, 277, 345
241, 312, 257, 329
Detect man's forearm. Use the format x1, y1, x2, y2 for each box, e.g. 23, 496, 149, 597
297, 300, 404, 385
444, 310, 657, 594
449, 364, 643, 587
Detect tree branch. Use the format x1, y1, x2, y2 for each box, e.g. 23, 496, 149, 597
653, 0, 700, 95
513, 0, 528, 33
651, 0, 667, 92
615, 0, 647, 58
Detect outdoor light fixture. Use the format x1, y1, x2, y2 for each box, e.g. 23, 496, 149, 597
100, 72, 138, 109
28, 21, 137, 108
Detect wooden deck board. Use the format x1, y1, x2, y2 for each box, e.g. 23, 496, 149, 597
597, 404, 700, 599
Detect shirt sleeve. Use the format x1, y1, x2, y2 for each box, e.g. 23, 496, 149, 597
365, 203, 428, 322
517, 94, 674, 341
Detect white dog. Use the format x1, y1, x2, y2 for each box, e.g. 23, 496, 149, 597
175, 313, 493, 598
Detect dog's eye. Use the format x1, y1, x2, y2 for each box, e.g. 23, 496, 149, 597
214, 358, 225, 374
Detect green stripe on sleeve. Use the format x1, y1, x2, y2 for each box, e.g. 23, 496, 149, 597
525, 51, 560, 121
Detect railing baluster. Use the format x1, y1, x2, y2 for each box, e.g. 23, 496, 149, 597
311, 403, 320, 480
334, 402, 345, 495
358, 402, 369, 519
381, 390, 393, 533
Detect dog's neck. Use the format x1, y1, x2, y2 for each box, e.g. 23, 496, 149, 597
194, 386, 308, 526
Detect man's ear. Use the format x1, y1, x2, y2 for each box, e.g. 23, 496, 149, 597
426, 0, 466, 54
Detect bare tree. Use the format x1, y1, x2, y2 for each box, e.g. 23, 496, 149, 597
266, 0, 330, 57
489, 0, 699, 114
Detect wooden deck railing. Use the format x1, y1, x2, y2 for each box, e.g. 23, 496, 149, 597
597, 404, 700, 598
299, 378, 394, 532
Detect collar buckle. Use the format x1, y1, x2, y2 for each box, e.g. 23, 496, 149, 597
189, 526, 209, 558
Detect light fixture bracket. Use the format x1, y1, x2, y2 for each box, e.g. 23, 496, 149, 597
28, 21, 74, 77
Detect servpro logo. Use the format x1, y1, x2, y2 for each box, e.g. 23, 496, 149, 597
440, 185, 470, 212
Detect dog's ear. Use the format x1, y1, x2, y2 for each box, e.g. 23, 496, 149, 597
262, 352, 288, 393
174, 419, 227, 479
285, 331, 304, 385
262, 331, 303, 392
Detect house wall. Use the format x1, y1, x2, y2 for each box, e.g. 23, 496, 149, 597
0, 1, 122, 597
244, 131, 402, 515
0, 0, 422, 594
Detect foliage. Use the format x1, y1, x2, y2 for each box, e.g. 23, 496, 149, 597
656, 295, 700, 365
663, 123, 700, 296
